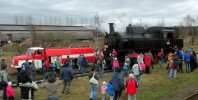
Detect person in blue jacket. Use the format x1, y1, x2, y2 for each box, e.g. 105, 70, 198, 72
111, 67, 125, 100
184, 51, 191, 73
61, 63, 74, 94
106, 80, 114, 100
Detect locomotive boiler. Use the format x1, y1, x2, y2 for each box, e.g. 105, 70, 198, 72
104, 23, 183, 63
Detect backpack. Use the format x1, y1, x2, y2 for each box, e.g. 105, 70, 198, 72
46, 72, 57, 83
123, 65, 128, 70
173, 56, 179, 68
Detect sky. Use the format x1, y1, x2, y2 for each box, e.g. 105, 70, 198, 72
0, 0, 198, 32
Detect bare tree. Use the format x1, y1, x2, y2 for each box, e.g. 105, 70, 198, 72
26, 16, 33, 25
14, 14, 20, 24
196, 16, 198, 35
93, 13, 101, 48
58, 17, 62, 25
183, 14, 195, 37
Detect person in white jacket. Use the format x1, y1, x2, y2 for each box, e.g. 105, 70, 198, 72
132, 61, 141, 86
137, 53, 144, 65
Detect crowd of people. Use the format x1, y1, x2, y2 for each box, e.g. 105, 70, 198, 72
0, 46, 198, 100
88, 47, 198, 100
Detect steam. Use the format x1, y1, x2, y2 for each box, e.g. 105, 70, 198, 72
99, 14, 132, 33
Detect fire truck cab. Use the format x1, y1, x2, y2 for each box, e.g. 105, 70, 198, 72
12, 47, 95, 71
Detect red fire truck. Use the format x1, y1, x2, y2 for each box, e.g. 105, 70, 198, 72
12, 47, 95, 71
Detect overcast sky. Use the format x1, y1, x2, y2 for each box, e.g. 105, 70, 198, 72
0, 0, 197, 29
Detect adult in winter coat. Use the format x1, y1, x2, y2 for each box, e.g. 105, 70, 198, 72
55, 57, 63, 77
1, 64, 10, 100
184, 51, 191, 73
40, 78, 61, 100
17, 68, 36, 100
144, 53, 151, 74
43, 58, 50, 75
125, 74, 138, 100
61, 63, 74, 94
178, 49, 184, 73
111, 67, 125, 100
44, 67, 57, 83
89, 67, 99, 100
30, 60, 36, 82
81, 55, 87, 75
190, 51, 197, 72
24, 59, 31, 75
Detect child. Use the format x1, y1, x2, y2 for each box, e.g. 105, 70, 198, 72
140, 63, 146, 74
106, 80, 114, 100
6, 82, 14, 100
123, 63, 129, 77
125, 74, 138, 100
101, 81, 107, 100
112, 58, 119, 73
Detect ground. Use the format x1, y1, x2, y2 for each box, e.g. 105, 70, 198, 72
1, 38, 198, 100
10, 64, 198, 100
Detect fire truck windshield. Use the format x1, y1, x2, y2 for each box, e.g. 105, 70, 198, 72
26, 49, 34, 55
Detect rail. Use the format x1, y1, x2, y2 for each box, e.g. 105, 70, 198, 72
11, 69, 112, 88
185, 91, 198, 100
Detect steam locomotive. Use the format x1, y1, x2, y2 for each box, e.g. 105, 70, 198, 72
103, 23, 183, 63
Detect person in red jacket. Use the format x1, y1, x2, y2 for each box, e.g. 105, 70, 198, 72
144, 52, 151, 74
6, 82, 14, 100
43, 58, 50, 75
126, 74, 138, 100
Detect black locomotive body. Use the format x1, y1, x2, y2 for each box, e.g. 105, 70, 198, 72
104, 23, 183, 63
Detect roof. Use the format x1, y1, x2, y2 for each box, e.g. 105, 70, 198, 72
29, 47, 44, 50
0, 24, 91, 31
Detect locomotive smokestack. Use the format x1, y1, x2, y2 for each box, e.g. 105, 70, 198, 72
109, 23, 114, 33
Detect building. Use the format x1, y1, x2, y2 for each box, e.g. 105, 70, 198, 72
0, 24, 94, 46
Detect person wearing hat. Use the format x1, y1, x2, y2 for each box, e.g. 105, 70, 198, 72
125, 74, 138, 100
123, 63, 129, 77
44, 66, 57, 83
112, 57, 119, 73
17, 67, 36, 100
6, 82, 14, 100
111, 67, 125, 100
41, 71, 61, 100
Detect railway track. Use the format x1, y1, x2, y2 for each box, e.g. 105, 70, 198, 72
12, 68, 112, 88
185, 91, 198, 100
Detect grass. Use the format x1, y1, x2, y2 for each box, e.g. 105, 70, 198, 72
10, 64, 198, 100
